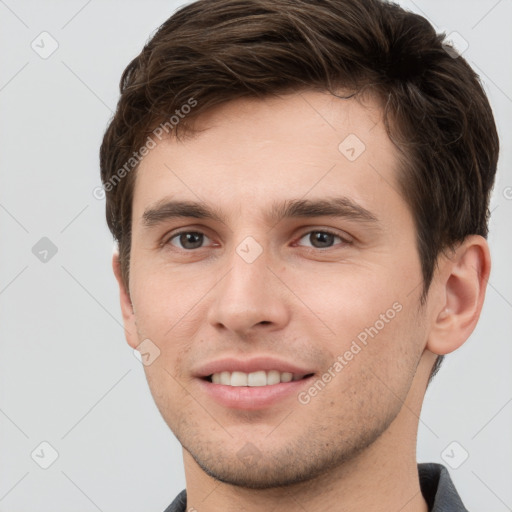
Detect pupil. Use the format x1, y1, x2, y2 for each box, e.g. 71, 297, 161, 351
181, 232, 203, 249
311, 231, 333, 248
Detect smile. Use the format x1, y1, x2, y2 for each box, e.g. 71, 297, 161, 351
208, 370, 312, 387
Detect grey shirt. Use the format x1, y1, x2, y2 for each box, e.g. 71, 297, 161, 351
163, 463, 468, 511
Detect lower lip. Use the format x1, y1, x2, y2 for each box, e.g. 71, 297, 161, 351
196, 376, 314, 410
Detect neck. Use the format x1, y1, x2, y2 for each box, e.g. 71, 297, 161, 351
182, 352, 436, 512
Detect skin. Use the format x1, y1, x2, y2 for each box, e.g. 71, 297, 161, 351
113, 90, 490, 512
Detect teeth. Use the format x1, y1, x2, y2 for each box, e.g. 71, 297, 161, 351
247, 370, 266, 386
231, 371, 247, 386
281, 372, 293, 383
209, 370, 302, 387
267, 370, 280, 385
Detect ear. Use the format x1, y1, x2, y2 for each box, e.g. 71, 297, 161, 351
426, 235, 491, 355
112, 250, 139, 349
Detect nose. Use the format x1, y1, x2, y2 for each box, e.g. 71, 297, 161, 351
207, 244, 290, 337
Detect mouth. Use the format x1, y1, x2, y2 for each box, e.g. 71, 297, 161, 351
204, 370, 315, 387
194, 357, 317, 410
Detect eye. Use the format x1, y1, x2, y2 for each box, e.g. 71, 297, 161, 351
164, 229, 349, 252
167, 231, 213, 250
296, 230, 349, 249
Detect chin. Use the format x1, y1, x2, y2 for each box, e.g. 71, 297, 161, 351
182, 434, 372, 490
192, 455, 324, 489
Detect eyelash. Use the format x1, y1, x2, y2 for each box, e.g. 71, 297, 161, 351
164, 229, 351, 251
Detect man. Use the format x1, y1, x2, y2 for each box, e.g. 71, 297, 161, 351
99, 0, 499, 510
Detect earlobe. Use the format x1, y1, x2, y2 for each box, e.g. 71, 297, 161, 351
112, 251, 139, 349
426, 235, 491, 356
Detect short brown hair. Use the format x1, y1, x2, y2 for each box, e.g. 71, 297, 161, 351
100, 0, 499, 379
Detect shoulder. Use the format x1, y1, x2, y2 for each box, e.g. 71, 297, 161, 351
418, 462, 469, 512
162, 489, 187, 512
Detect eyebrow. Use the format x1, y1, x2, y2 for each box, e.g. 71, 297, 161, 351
142, 197, 379, 228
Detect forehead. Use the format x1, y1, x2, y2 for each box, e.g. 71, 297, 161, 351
132, 90, 403, 223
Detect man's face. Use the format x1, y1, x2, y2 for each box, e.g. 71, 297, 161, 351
123, 91, 433, 487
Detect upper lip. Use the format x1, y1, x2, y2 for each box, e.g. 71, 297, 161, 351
193, 356, 316, 378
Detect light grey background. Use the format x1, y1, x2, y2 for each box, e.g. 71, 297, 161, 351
0, 0, 510, 511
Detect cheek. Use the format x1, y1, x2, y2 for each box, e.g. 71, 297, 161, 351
313, 302, 424, 433
130, 261, 209, 335
301, 267, 424, 384
143, 359, 199, 434
295, 265, 402, 335
130, 269, 204, 397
